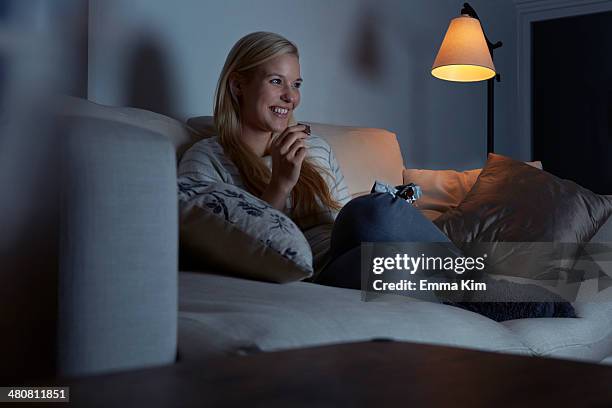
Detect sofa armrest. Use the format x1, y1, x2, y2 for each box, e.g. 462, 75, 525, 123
58, 117, 178, 377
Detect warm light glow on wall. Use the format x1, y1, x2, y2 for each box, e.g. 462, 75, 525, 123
431, 15, 496, 82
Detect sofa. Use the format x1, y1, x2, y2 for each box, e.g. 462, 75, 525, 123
51, 96, 612, 379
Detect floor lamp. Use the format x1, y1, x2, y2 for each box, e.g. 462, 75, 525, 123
431, 3, 502, 155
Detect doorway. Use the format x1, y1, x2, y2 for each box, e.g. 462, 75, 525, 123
532, 11, 612, 194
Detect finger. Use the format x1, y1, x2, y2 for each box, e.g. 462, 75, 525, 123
297, 123, 311, 135
274, 124, 308, 147
287, 123, 308, 133
288, 137, 307, 154
286, 139, 307, 159
287, 140, 307, 161
293, 123, 309, 134
280, 132, 307, 155
272, 127, 291, 148
294, 146, 308, 164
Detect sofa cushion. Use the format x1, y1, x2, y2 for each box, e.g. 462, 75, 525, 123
404, 168, 480, 221
58, 96, 200, 158
179, 182, 313, 283
601, 355, 612, 365
435, 154, 612, 282
436, 153, 612, 245
403, 161, 542, 221
501, 300, 612, 362
591, 204, 612, 243
177, 271, 531, 361
186, 116, 404, 198
307, 122, 404, 198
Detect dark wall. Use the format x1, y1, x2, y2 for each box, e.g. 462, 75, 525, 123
533, 11, 612, 194
88, 0, 521, 170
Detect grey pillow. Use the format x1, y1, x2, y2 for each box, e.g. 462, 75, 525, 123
435, 153, 612, 281
179, 180, 313, 283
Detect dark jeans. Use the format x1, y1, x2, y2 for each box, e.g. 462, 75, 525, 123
315, 193, 577, 321
315, 193, 453, 289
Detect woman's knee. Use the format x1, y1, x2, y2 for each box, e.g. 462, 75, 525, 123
331, 193, 410, 257
337, 193, 399, 224
330, 192, 449, 259
335, 193, 419, 231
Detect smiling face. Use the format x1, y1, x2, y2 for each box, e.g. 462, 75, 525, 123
234, 53, 302, 134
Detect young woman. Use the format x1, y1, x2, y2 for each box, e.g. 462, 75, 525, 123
178, 31, 454, 288
178, 32, 577, 322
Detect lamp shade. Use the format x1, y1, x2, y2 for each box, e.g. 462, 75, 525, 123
431, 15, 496, 82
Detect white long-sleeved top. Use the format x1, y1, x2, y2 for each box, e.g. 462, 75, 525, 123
177, 134, 351, 275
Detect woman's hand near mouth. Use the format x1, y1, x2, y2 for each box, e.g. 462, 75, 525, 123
261, 124, 309, 210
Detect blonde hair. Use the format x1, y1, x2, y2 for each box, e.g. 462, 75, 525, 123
214, 31, 342, 218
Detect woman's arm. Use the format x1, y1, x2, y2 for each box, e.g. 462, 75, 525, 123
177, 139, 230, 202
260, 124, 309, 210
260, 183, 292, 211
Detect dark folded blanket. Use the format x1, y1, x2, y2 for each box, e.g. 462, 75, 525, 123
444, 301, 576, 322
438, 276, 577, 322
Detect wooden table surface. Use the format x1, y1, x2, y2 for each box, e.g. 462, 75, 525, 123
40, 341, 612, 407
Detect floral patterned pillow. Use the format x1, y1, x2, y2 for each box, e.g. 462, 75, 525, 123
178, 179, 313, 282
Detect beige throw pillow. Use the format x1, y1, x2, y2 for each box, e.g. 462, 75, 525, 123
404, 161, 543, 221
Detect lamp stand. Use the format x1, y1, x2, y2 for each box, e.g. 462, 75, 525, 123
487, 77, 494, 154
461, 2, 502, 155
